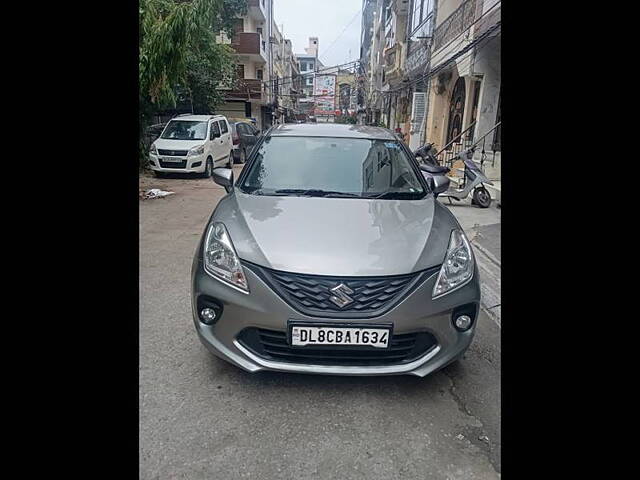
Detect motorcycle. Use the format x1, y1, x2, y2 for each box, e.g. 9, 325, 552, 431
413, 143, 451, 199
414, 144, 493, 208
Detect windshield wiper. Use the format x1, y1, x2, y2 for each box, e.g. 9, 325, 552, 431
274, 189, 360, 198
368, 191, 425, 200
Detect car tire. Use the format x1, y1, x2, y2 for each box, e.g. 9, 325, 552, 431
227, 152, 233, 168
473, 186, 492, 208
202, 157, 213, 178
239, 148, 247, 164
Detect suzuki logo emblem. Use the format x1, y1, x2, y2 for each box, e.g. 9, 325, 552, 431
329, 283, 355, 308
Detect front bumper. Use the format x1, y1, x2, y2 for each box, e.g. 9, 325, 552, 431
149, 154, 207, 173
191, 259, 480, 377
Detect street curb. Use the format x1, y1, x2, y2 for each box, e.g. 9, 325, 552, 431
472, 242, 501, 328
481, 303, 501, 328
472, 240, 501, 269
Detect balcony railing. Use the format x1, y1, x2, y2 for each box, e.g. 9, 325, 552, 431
384, 44, 397, 69
383, 43, 403, 82
474, 0, 501, 38
223, 79, 262, 100
433, 0, 476, 51
231, 32, 265, 58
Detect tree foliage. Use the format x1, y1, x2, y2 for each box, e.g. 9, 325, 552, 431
139, 0, 247, 164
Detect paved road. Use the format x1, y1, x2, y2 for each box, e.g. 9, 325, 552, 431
443, 198, 501, 326
140, 168, 501, 479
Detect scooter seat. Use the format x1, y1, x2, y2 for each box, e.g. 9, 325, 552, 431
420, 164, 450, 175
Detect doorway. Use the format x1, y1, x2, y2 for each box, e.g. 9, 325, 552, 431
445, 77, 466, 148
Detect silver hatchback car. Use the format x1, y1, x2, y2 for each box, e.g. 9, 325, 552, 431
191, 124, 480, 377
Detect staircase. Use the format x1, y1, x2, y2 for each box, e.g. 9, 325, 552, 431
437, 121, 501, 203
446, 158, 501, 203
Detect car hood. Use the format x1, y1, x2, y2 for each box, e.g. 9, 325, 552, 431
153, 138, 205, 151
213, 191, 459, 277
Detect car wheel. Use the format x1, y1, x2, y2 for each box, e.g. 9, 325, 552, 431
203, 157, 213, 178
239, 148, 247, 164
473, 186, 492, 208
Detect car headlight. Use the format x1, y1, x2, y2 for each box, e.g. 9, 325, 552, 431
150, 144, 158, 155
433, 229, 474, 298
188, 145, 205, 157
203, 222, 249, 293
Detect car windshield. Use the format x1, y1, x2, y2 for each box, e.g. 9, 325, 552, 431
161, 120, 208, 140
239, 137, 427, 199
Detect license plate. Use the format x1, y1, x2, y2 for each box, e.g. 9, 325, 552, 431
161, 157, 182, 162
289, 324, 391, 349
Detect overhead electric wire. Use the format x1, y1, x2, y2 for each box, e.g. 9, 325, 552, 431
318, 6, 363, 64
379, 22, 501, 95
261, 60, 361, 88
267, 0, 500, 116
362, 0, 501, 97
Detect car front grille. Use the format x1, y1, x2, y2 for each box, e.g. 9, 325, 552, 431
243, 262, 440, 318
237, 328, 438, 366
158, 149, 188, 156
159, 159, 187, 169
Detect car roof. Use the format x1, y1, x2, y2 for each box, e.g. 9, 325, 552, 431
269, 123, 396, 140
169, 114, 225, 122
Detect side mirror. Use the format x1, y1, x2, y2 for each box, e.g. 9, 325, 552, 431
212, 167, 234, 193
427, 175, 450, 196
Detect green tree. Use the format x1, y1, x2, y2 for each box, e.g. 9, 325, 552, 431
139, 0, 247, 165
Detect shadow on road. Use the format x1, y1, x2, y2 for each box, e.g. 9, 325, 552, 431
203, 353, 458, 395
154, 172, 207, 180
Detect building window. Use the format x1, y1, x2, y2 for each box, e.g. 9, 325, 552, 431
236, 64, 245, 81
410, 0, 434, 36
256, 69, 263, 80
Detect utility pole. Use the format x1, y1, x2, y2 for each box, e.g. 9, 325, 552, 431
281, 23, 285, 124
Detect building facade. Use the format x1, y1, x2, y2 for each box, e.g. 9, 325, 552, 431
358, 0, 501, 189
423, 0, 501, 186
296, 37, 324, 120
271, 22, 302, 123
217, 0, 274, 131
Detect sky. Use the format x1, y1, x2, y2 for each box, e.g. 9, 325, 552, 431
273, 0, 362, 68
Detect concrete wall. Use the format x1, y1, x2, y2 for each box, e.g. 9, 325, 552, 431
243, 14, 264, 33
471, 32, 501, 179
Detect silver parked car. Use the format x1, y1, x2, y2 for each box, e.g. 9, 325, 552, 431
191, 124, 480, 377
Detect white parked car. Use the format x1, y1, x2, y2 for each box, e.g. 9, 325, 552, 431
149, 114, 234, 177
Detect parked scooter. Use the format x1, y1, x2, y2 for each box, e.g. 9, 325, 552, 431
413, 143, 451, 199
414, 144, 494, 208
443, 146, 493, 208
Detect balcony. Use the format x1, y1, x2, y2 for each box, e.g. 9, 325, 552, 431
247, 0, 266, 22
222, 78, 263, 101
473, 0, 500, 38
383, 43, 402, 83
433, 0, 477, 52
231, 32, 267, 63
